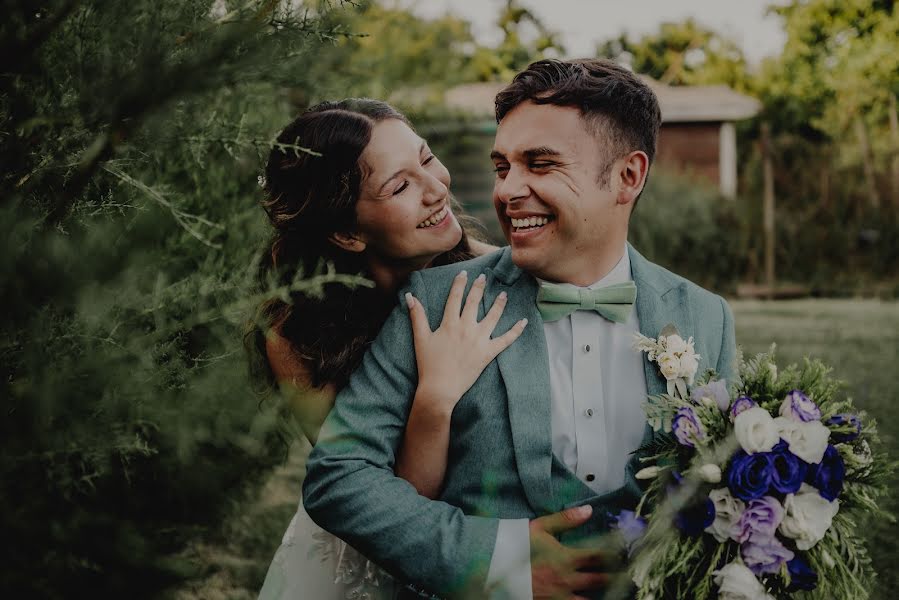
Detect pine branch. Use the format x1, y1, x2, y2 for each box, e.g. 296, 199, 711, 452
102, 164, 224, 248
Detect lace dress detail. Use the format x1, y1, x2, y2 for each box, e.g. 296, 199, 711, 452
310, 529, 395, 600
259, 501, 398, 600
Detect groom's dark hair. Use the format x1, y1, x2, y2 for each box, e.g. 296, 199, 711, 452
495, 58, 661, 190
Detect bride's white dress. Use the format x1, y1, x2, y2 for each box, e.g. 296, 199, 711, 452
258, 499, 399, 600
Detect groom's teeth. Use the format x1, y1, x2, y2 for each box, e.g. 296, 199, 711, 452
511, 216, 549, 230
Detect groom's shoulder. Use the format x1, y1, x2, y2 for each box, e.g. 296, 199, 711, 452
415, 246, 508, 287
402, 246, 508, 311
635, 250, 727, 311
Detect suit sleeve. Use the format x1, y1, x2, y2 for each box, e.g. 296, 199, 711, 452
715, 296, 738, 385
302, 271, 499, 596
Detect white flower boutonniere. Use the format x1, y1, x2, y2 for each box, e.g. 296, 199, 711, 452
633, 324, 701, 398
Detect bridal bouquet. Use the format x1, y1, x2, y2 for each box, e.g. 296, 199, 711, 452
614, 328, 892, 600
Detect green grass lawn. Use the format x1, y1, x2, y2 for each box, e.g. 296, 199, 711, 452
732, 299, 899, 599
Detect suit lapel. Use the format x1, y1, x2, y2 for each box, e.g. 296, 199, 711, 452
629, 243, 693, 443
484, 249, 555, 514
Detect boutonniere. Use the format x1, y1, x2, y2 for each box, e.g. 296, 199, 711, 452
632, 324, 700, 399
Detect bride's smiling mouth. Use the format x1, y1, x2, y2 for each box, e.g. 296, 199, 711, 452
417, 205, 449, 229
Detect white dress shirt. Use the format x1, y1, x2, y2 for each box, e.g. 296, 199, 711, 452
486, 249, 649, 599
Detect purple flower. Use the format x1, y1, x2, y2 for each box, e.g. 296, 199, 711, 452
827, 413, 862, 443
732, 495, 785, 543
741, 535, 795, 574
769, 440, 808, 495
729, 395, 756, 422
780, 390, 821, 422
806, 444, 845, 501
727, 450, 773, 501
786, 555, 818, 591
675, 497, 716, 537
611, 510, 647, 555
673, 406, 705, 447
692, 379, 730, 411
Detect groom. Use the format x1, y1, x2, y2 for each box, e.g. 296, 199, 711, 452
304, 58, 737, 599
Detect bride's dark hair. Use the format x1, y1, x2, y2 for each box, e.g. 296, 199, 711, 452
249, 98, 476, 390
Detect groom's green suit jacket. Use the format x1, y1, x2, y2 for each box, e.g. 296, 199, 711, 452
304, 244, 737, 596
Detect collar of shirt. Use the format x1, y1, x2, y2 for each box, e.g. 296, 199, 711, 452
535, 246, 632, 291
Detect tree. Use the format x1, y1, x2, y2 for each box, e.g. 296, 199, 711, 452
597, 19, 750, 90
0, 1, 367, 597
468, 0, 566, 82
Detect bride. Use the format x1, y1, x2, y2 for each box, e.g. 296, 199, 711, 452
251, 98, 521, 599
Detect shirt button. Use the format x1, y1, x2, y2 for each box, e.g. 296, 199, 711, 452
583, 344, 591, 352
585, 473, 595, 482
584, 408, 594, 417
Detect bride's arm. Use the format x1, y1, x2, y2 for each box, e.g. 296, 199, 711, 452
265, 333, 336, 445
394, 271, 526, 499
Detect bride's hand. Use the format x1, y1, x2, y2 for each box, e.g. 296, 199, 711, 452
405, 270, 527, 418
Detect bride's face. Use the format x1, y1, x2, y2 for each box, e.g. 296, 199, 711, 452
351, 119, 462, 267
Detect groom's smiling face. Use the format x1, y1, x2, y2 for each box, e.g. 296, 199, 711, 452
491, 101, 635, 286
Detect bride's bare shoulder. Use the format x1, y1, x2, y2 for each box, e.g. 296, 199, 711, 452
467, 238, 500, 257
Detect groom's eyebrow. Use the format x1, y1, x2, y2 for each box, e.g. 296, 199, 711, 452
523, 146, 561, 160
490, 146, 562, 162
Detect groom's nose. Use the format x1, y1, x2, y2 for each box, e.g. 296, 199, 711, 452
494, 166, 529, 205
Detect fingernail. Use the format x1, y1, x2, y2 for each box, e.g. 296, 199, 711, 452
576, 505, 592, 518
405, 292, 414, 309
475, 273, 486, 283
519, 318, 528, 327
498, 291, 507, 300
456, 270, 467, 279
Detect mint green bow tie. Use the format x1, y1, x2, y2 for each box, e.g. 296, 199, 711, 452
536, 280, 637, 323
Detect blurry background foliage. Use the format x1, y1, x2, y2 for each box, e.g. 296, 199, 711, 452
1, 0, 898, 598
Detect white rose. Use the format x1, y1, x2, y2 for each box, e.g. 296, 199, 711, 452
712, 561, 772, 600
734, 407, 779, 454
698, 464, 722, 483
773, 417, 830, 464
705, 488, 744, 542
665, 334, 688, 354
678, 352, 700, 383
779, 483, 839, 550
657, 351, 680, 381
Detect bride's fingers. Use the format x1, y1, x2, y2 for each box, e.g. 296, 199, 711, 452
442, 270, 468, 322
405, 292, 432, 342
489, 318, 528, 356
478, 290, 508, 332
460, 274, 487, 322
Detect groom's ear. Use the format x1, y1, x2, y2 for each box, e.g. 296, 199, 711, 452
615, 150, 650, 207
328, 232, 367, 253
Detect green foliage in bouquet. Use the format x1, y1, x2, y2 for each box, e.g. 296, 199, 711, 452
623, 345, 894, 600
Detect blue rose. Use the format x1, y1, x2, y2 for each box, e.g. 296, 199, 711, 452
674, 496, 715, 537
769, 440, 808, 495
727, 450, 773, 501
787, 555, 818, 591
827, 413, 862, 443
806, 444, 845, 501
